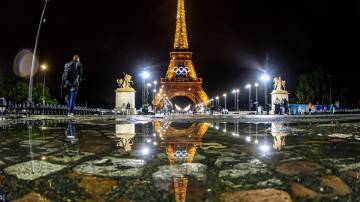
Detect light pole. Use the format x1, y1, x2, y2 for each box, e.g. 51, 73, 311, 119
215, 96, 220, 110
260, 72, 270, 114
232, 90, 237, 112
141, 70, 150, 106
245, 84, 252, 111
146, 83, 152, 104
223, 93, 227, 110
254, 83, 259, 113
236, 89, 240, 112
28, 0, 50, 104
153, 80, 158, 92
40, 64, 48, 105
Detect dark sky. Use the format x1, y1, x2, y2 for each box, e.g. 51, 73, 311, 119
1, 0, 360, 108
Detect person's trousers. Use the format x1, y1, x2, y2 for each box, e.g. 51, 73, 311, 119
67, 88, 78, 114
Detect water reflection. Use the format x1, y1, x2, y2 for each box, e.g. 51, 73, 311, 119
115, 123, 135, 152
153, 121, 209, 202
271, 123, 290, 151
66, 120, 77, 144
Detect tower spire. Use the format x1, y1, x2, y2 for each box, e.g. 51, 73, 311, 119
174, 0, 189, 50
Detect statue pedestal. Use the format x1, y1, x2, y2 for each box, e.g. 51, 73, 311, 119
271, 90, 289, 115
115, 88, 136, 115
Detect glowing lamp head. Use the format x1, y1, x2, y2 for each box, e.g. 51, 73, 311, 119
245, 84, 252, 89
146, 83, 152, 87
223, 93, 227, 97
260, 73, 270, 82
141, 71, 150, 79
215, 96, 219, 100
153, 80, 157, 85
254, 83, 259, 87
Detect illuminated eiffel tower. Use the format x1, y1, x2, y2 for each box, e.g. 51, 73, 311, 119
153, 0, 209, 109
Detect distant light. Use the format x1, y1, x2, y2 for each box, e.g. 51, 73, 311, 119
223, 93, 227, 97
254, 83, 259, 87
245, 136, 251, 142
254, 139, 259, 144
152, 133, 157, 137
232, 89, 236, 94
223, 129, 227, 133
215, 96, 219, 100
146, 139, 152, 143
245, 84, 252, 89
41, 156, 47, 161
153, 80, 158, 85
260, 73, 270, 82
41, 64, 48, 71
236, 89, 240, 93
153, 89, 156, 93
215, 126, 219, 130
147, 83, 152, 87
141, 71, 150, 79
153, 142, 158, 146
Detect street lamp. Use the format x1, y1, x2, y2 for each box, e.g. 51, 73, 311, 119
28, 0, 51, 104
40, 64, 48, 105
260, 72, 271, 114
232, 90, 237, 112
223, 93, 227, 110
153, 80, 158, 92
215, 96, 220, 110
141, 70, 150, 105
245, 84, 252, 111
254, 83, 259, 113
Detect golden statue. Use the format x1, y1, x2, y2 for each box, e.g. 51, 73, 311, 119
117, 73, 134, 89
273, 76, 286, 91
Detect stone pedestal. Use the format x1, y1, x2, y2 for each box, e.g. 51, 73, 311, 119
115, 88, 136, 115
271, 90, 289, 115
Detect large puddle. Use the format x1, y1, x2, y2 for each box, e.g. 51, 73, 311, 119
1, 119, 360, 201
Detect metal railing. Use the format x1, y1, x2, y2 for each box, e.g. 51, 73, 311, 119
0, 101, 113, 116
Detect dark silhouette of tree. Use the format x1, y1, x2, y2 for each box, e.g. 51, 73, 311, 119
296, 70, 330, 104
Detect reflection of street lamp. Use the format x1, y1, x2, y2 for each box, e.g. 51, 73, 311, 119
223, 93, 227, 110
260, 73, 270, 114
141, 70, 150, 105
40, 64, 48, 105
254, 83, 259, 113
28, 0, 51, 104
245, 84, 252, 111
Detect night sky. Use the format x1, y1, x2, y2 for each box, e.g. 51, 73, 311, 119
1, 0, 360, 108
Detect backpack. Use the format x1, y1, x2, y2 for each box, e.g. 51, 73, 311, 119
63, 61, 78, 85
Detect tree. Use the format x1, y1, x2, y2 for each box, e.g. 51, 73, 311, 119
0, 76, 57, 104
296, 70, 330, 104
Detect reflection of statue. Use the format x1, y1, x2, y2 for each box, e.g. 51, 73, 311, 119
117, 73, 134, 89
271, 123, 289, 151
273, 77, 286, 91
115, 124, 136, 152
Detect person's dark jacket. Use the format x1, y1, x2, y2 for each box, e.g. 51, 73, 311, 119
62, 60, 83, 91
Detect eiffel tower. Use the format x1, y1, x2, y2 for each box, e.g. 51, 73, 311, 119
153, 0, 209, 109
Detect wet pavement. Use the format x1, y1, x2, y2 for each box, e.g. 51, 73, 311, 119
1, 117, 360, 201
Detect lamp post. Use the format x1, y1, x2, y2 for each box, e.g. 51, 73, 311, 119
260, 72, 270, 114
40, 64, 48, 105
236, 89, 240, 112
141, 70, 150, 105
215, 96, 220, 110
245, 84, 252, 111
28, 0, 50, 104
153, 80, 158, 93
146, 83, 152, 104
254, 83, 259, 113
223, 93, 227, 110
232, 90, 237, 112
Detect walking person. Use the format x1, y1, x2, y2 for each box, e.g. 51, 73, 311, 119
62, 55, 83, 117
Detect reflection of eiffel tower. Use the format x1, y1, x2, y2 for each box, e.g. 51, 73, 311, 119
153, 0, 209, 109
154, 121, 209, 202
